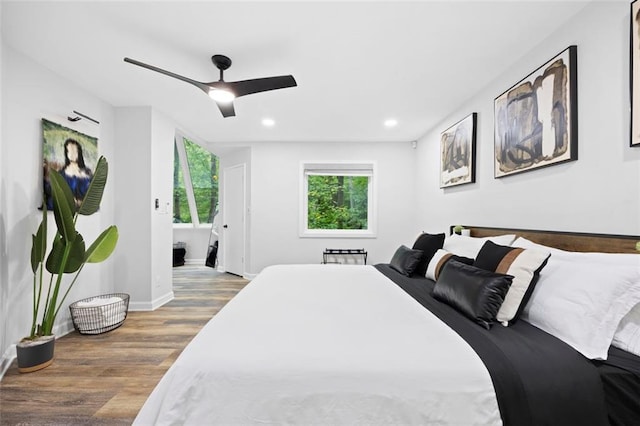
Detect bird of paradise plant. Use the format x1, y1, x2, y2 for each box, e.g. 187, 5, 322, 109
28, 155, 118, 338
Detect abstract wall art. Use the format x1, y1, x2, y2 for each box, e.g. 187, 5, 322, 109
494, 46, 577, 177
631, 1, 640, 147
440, 113, 477, 188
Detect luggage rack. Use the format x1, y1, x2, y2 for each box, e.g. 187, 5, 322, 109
322, 248, 367, 265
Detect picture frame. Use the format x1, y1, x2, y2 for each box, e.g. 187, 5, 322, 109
494, 45, 578, 178
631, 0, 640, 147
42, 118, 99, 210
439, 112, 477, 188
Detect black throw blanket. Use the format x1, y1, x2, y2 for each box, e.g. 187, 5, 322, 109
375, 263, 609, 426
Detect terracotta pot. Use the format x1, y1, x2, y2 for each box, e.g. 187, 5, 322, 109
16, 335, 55, 373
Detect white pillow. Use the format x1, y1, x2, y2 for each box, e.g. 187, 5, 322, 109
442, 234, 517, 258
521, 258, 640, 360
512, 237, 640, 266
514, 237, 640, 357
613, 303, 640, 357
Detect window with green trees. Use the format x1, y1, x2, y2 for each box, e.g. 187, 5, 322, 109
173, 136, 219, 226
307, 175, 368, 229
302, 163, 376, 237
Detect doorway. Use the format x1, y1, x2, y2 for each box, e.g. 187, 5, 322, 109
222, 164, 246, 276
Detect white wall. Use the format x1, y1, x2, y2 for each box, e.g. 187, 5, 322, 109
415, 2, 640, 236
173, 226, 212, 264
150, 110, 175, 302
113, 107, 152, 304
0, 45, 118, 369
245, 141, 419, 275
113, 106, 174, 310
0, 2, 8, 374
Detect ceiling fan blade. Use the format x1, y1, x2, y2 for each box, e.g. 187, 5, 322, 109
124, 57, 210, 94
224, 75, 297, 98
216, 101, 236, 118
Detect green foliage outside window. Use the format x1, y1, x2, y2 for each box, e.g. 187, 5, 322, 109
185, 139, 219, 224
307, 175, 368, 230
173, 143, 191, 223
173, 138, 219, 225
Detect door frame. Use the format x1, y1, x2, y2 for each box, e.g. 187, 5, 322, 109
222, 163, 247, 277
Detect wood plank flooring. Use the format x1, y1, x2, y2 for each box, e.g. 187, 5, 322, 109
0, 266, 248, 425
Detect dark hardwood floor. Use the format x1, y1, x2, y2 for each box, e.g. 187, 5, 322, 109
0, 266, 248, 425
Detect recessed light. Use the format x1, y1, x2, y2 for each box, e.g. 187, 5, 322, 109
262, 118, 275, 127
384, 119, 398, 128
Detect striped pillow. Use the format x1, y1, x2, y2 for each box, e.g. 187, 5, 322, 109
426, 249, 474, 281
474, 240, 550, 325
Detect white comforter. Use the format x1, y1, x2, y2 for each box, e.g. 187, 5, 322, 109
134, 265, 500, 425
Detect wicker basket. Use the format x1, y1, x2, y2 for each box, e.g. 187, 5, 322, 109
69, 293, 130, 335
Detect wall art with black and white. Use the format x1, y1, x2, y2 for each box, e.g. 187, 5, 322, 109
494, 46, 577, 177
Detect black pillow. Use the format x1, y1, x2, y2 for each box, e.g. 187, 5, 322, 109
411, 233, 445, 276
473, 240, 550, 324
389, 245, 425, 277
433, 260, 513, 329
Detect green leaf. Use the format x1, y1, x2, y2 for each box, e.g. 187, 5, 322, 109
85, 226, 119, 263
49, 170, 77, 243
30, 220, 47, 273
46, 233, 85, 274
78, 156, 108, 216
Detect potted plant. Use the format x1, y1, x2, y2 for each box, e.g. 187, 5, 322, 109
17, 156, 118, 373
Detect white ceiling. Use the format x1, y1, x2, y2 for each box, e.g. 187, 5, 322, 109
2, 1, 593, 150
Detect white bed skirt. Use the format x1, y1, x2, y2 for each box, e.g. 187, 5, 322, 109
134, 264, 501, 425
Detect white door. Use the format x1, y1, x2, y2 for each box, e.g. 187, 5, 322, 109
223, 164, 246, 276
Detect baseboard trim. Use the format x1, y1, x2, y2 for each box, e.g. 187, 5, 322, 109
184, 258, 205, 266
0, 344, 16, 381
128, 290, 174, 311
215, 264, 254, 280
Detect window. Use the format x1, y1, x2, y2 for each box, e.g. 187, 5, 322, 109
173, 142, 191, 223
301, 162, 376, 238
173, 136, 219, 226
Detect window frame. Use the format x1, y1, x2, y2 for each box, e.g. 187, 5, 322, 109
299, 161, 377, 238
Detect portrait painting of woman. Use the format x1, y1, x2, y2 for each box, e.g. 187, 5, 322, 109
42, 118, 99, 209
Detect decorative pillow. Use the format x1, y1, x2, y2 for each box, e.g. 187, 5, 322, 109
411, 233, 445, 276
521, 258, 640, 360
442, 234, 517, 258
613, 303, 640, 357
474, 241, 550, 325
425, 249, 474, 281
432, 260, 513, 329
389, 245, 425, 277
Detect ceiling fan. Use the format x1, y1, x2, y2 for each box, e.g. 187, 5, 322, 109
123, 54, 297, 118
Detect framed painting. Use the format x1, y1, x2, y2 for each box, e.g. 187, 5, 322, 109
632, 0, 640, 147
494, 45, 578, 178
42, 118, 99, 209
440, 113, 477, 188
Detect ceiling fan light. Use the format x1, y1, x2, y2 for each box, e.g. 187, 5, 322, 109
209, 89, 235, 103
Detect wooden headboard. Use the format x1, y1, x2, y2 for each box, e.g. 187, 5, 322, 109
451, 226, 640, 254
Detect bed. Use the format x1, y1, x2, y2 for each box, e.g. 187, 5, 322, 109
134, 226, 640, 425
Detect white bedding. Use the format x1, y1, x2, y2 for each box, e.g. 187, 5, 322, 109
134, 265, 500, 425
